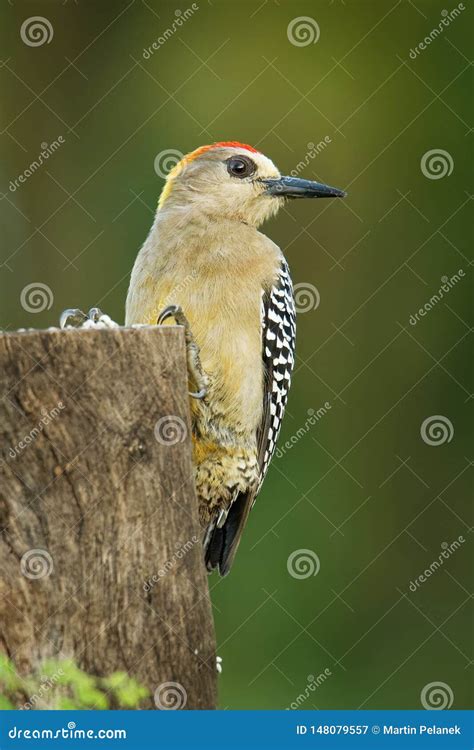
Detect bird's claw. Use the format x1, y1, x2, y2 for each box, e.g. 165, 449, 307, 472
60, 307, 119, 329
157, 304, 183, 327
157, 304, 209, 400
88, 307, 103, 323
60, 308, 88, 329
189, 387, 208, 400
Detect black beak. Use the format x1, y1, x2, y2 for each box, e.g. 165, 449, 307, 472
262, 176, 346, 199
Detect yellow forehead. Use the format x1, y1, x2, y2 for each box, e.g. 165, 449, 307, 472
157, 144, 277, 208
158, 146, 215, 207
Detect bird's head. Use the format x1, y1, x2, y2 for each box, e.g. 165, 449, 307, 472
157, 142, 345, 227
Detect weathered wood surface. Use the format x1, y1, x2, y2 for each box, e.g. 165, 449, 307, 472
0, 326, 216, 709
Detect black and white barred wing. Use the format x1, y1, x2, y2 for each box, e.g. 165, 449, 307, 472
256, 260, 296, 490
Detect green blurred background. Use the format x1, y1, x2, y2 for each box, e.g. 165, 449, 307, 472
1, 0, 472, 710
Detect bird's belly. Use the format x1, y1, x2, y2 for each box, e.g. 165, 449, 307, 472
192, 308, 263, 437
128, 272, 265, 438
189, 309, 263, 521
193, 439, 259, 524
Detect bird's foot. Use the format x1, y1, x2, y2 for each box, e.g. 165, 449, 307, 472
157, 304, 209, 400
60, 307, 119, 330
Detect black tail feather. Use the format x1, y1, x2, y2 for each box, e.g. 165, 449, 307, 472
204, 492, 251, 576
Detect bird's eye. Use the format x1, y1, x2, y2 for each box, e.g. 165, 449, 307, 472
226, 156, 256, 179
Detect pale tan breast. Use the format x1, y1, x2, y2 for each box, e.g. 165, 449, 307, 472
126, 216, 283, 435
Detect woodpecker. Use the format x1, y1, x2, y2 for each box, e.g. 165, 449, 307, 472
125, 142, 344, 575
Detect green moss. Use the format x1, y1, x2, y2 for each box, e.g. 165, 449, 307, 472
0, 657, 149, 710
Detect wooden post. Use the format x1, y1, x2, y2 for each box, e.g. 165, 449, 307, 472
0, 326, 216, 709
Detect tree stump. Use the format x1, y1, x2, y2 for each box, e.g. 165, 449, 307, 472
0, 326, 216, 709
